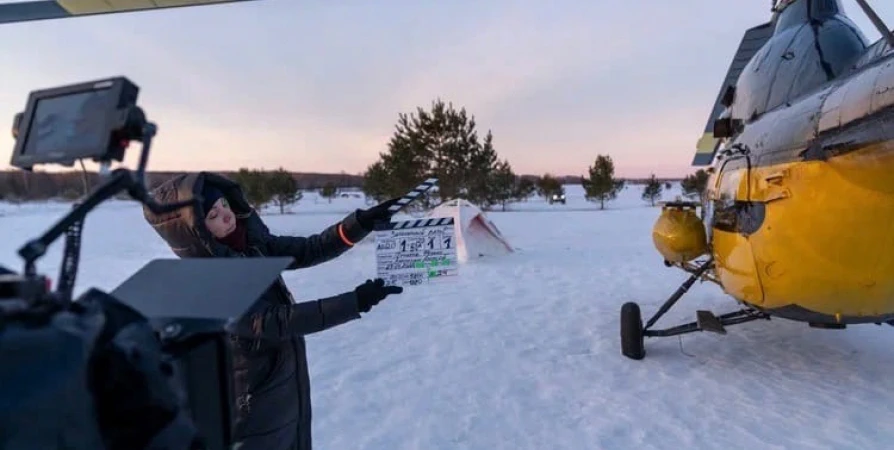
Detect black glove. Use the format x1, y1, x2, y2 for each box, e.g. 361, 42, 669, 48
355, 197, 401, 231
355, 278, 403, 313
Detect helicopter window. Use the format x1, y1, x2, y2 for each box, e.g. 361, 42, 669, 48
811, 0, 842, 17
851, 38, 890, 71
776, 0, 808, 31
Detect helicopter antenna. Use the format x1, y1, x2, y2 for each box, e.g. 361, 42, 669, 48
853, 0, 894, 48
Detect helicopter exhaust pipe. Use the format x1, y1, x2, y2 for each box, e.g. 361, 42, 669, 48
853, 0, 894, 49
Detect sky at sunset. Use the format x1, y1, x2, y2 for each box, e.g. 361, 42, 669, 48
0, 0, 891, 178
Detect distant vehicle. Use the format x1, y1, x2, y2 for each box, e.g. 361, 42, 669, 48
549, 193, 565, 204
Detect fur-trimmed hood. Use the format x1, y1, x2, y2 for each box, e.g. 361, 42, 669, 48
142, 171, 266, 258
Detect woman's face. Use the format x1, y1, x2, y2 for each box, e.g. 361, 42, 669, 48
204, 197, 236, 238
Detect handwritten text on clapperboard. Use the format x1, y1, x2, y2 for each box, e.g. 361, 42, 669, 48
375, 217, 458, 286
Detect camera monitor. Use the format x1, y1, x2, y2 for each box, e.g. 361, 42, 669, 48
9, 77, 139, 170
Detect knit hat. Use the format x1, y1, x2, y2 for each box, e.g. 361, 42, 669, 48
202, 185, 225, 217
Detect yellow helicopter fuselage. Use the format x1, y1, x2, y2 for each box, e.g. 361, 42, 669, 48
675, 8, 894, 326
679, 3, 894, 326
625, 0, 894, 360
708, 140, 894, 325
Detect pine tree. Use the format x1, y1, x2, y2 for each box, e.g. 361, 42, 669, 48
488, 159, 517, 211
464, 130, 502, 207
320, 182, 338, 203
581, 154, 624, 210
361, 161, 392, 204
513, 177, 536, 202
362, 99, 505, 209
233, 168, 274, 211
268, 168, 300, 214
361, 112, 432, 209
681, 169, 710, 203
642, 173, 662, 206
536, 174, 563, 199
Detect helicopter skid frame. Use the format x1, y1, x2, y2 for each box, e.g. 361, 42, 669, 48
620, 257, 770, 360
642, 308, 770, 338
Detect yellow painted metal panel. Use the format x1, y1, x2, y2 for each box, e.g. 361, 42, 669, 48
57, 0, 244, 15
713, 142, 894, 318
57, 1, 152, 14
695, 132, 718, 154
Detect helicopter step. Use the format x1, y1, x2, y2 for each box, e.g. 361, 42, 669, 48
696, 310, 726, 334
809, 322, 846, 329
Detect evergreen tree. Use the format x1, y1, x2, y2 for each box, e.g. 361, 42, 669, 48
681, 169, 710, 203
320, 182, 338, 203
466, 130, 502, 207
488, 159, 516, 211
232, 168, 274, 211
362, 99, 504, 209
581, 154, 624, 210
536, 174, 563, 199
268, 167, 301, 214
642, 173, 662, 206
513, 177, 536, 202
361, 161, 392, 204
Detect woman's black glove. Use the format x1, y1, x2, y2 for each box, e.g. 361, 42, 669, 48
355, 278, 403, 313
355, 197, 401, 231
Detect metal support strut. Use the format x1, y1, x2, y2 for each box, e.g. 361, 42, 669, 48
643, 258, 714, 332
642, 257, 770, 338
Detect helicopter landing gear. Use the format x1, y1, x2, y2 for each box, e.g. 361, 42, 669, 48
620, 258, 771, 360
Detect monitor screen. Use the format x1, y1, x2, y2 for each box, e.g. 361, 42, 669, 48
23, 89, 112, 157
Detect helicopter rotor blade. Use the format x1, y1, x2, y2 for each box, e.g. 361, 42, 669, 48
853, 0, 894, 48
0, 0, 261, 25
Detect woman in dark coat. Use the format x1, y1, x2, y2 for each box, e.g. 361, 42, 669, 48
142, 171, 402, 450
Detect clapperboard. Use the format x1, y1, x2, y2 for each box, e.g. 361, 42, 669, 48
373, 177, 458, 286
375, 217, 458, 286
386, 178, 438, 214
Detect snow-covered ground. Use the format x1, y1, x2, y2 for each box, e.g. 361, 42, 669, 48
2, 183, 894, 449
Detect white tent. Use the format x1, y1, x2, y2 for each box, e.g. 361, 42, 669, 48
427, 199, 514, 262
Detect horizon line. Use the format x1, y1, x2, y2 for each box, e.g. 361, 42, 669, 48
0, 168, 694, 181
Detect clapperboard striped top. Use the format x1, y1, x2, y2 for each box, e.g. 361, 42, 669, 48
388, 178, 438, 213
376, 217, 454, 230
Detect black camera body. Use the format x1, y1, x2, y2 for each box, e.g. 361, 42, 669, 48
0, 77, 292, 450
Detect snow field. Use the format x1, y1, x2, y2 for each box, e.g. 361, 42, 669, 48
1, 183, 893, 449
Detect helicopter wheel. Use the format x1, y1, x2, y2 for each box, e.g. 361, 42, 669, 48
620, 302, 645, 360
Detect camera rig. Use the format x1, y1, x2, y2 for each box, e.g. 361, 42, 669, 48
0, 77, 292, 449
8, 78, 190, 298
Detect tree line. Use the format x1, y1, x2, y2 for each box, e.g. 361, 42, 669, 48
361, 98, 711, 211
0, 99, 712, 210
0, 169, 362, 203
230, 168, 346, 214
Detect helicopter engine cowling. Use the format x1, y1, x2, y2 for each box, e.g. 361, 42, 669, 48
652, 203, 707, 263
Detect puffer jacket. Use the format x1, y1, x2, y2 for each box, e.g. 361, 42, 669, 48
142, 171, 372, 450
